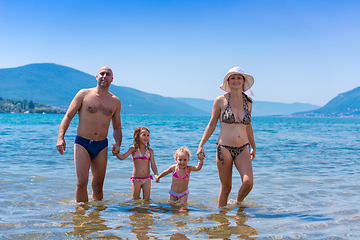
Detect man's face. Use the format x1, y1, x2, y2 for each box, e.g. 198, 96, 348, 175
96, 67, 113, 88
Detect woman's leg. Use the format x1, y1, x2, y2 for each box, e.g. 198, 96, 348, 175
217, 146, 234, 207
233, 147, 253, 203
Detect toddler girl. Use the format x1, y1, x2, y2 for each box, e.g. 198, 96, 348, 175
156, 147, 204, 205
113, 127, 158, 200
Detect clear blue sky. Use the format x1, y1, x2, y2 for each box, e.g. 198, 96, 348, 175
1, 0, 359, 106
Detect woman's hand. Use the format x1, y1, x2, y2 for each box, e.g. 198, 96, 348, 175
197, 146, 206, 160
250, 148, 256, 161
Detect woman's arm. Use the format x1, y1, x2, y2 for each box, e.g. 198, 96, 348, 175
246, 99, 256, 160
197, 97, 221, 157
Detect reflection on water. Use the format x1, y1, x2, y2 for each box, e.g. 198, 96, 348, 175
198, 207, 258, 239
170, 232, 190, 239
60, 203, 116, 239
58, 201, 258, 239
127, 206, 157, 240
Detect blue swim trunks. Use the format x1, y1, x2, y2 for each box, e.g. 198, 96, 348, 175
75, 135, 108, 159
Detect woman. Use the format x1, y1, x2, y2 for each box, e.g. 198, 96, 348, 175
197, 66, 256, 207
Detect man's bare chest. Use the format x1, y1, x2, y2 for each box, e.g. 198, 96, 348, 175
82, 97, 115, 116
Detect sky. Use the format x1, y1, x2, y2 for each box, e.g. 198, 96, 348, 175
0, 0, 359, 106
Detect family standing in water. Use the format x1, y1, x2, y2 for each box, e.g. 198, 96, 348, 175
56, 66, 256, 207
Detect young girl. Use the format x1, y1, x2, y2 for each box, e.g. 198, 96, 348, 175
113, 127, 158, 200
155, 147, 204, 205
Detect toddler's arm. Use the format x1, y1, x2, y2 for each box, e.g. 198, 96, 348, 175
156, 165, 174, 183
189, 156, 204, 172
113, 145, 134, 160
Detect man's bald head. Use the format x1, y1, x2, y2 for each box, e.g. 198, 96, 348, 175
97, 66, 113, 77
96, 66, 114, 88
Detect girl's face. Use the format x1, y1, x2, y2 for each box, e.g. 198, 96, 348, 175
138, 130, 150, 145
175, 152, 189, 168
228, 74, 244, 90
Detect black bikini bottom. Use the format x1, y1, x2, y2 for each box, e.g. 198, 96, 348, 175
216, 142, 250, 164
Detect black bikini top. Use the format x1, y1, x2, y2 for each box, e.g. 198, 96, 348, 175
221, 92, 251, 125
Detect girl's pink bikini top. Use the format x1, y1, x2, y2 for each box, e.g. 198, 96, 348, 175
132, 148, 150, 161
173, 166, 189, 180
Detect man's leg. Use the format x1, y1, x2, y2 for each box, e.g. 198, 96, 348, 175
90, 147, 108, 201
74, 144, 91, 203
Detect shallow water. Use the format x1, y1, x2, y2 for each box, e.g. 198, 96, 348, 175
1, 114, 360, 239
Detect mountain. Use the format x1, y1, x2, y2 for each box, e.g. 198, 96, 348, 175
176, 98, 320, 116
0, 63, 208, 115
3, 63, 356, 117
290, 86, 360, 117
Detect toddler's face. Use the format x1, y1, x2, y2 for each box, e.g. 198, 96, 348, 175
175, 152, 189, 168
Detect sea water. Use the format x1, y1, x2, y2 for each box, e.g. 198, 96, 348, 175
0, 114, 359, 239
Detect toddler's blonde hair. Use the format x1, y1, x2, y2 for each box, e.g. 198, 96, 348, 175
174, 147, 191, 160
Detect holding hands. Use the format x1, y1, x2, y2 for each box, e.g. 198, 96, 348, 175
112, 144, 120, 155
196, 146, 205, 161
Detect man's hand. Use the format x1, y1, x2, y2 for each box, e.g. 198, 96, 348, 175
56, 138, 66, 155
112, 144, 120, 155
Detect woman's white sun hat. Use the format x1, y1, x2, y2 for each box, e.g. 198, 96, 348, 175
220, 67, 254, 92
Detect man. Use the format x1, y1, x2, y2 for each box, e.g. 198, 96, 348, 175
56, 66, 122, 203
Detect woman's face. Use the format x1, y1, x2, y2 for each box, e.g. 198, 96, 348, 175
228, 74, 244, 90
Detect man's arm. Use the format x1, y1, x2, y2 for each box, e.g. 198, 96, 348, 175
111, 98, 122, 155
56, 90, 85, 155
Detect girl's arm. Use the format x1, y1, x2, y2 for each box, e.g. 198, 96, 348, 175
197, 97, 221, 158
156, 165, 175, 183
246, 99, 256, 160
188, 157, 204, 172
149, 148, 159, 177
114, 146, 135, 160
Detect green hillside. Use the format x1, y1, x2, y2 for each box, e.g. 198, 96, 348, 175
1, 63, 357, 117
291, 86, 360, 117
0, 63, 94, 109
0, 97, 65, 113
0, 63, 208, 115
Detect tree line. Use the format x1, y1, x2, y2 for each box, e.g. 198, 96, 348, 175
0, 97, 65, 113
